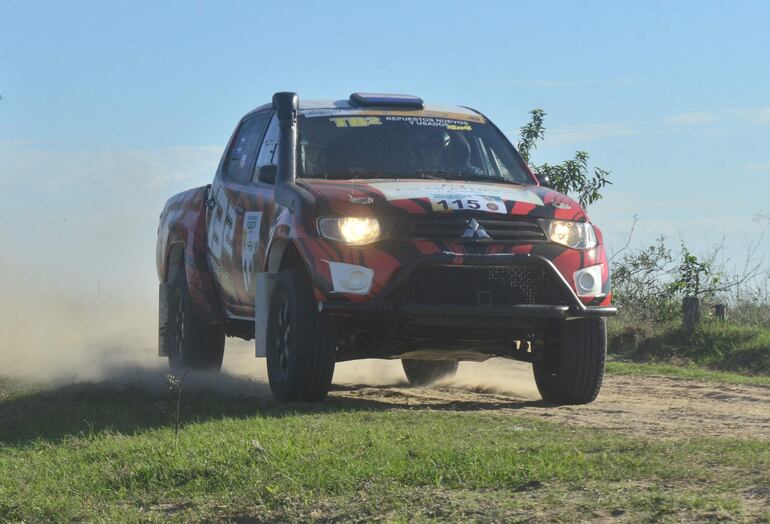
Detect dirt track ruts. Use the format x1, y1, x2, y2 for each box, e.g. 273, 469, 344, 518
328, 360, 770, 439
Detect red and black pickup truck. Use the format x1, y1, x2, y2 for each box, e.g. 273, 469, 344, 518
156, 92, 616, 404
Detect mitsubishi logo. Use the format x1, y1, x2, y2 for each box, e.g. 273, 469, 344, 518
461, 218, 490, 240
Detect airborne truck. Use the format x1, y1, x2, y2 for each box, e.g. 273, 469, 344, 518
156, 92, 616, 404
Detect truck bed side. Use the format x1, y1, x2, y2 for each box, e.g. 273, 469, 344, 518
156, 185, 224, 324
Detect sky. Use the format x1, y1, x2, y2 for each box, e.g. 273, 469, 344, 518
1, 0, 769, 308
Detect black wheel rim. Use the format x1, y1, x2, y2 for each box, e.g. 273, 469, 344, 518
274, 296, 291, 380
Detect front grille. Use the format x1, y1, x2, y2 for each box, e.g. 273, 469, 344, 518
394, 214, 547, 244
391, 265, 569, 306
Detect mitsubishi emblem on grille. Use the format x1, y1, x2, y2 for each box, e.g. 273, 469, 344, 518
461, 218, 490, 240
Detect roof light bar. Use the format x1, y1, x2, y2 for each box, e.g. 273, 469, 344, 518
349, 92, 424, 109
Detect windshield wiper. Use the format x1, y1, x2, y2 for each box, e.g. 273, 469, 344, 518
415, 170, 523, 185
308, 170, 522, 184
312, 171, 380, 180
311, 171, 444, 180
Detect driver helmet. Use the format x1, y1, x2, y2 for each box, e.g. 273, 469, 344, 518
412, 127, 451, 167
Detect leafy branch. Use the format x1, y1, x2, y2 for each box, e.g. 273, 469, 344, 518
518, 109, 612, 208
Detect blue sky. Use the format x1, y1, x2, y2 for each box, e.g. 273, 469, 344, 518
1, 0, 769, 302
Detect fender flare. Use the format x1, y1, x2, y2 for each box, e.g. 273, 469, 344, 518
183, 204, 225, 324
254, 236, 293, 358
159, 186, 225, 326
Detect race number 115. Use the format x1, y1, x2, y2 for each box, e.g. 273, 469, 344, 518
430, 197, 506, 213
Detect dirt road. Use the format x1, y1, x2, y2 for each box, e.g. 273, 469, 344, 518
326, 359, 770, 439
36, 344, 768, 441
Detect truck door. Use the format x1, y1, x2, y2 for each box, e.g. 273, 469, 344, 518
207, 111, 271, 316
237, 114, 280, 317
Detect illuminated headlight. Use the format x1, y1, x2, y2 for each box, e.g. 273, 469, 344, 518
542, 219, 597, 249
574, 265, 605, 297
318, 217, 381, 245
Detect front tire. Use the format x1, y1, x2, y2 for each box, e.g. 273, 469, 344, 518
166, 264, 225, 371
266, 268, 337, 402
532, 318, 606, 405
402, 360, 458, 386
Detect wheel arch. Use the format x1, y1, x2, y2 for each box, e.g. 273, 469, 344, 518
255, 238, 312, 358
266, 237, 308, 275
158, 186, 225, 326
164, 242, 185, 283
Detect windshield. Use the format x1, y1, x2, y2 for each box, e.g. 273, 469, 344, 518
298, 112, 533, 184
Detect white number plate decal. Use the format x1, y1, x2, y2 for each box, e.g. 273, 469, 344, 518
241, 211, 262, 292
430, 196, 507, 214
368, 181, 545, 207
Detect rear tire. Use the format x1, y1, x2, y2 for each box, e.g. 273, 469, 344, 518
266, 268, 337, 402
166, 264, 225, 371
402, 360, 458, 386
532, 318, 606, 405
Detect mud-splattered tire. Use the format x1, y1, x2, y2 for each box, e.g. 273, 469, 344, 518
532, 318, 606, 405
266, 268, 337, 402
166, 264, 225, 371
402, 360, 458, 386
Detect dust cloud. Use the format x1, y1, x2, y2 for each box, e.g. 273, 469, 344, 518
0, 266, 260, 395
0, 271, 539, 399
330, 356, 540, 399
441, 360, 540, 399
0, 250, 536, 397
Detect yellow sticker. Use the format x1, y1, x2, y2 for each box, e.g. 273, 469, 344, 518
329, 116, 382, 128
303, 108, 486, 124
447, 124, 472, 131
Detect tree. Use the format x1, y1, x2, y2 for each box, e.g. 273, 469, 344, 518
518, 109, 611, 208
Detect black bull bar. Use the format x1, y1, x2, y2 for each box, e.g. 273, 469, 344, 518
318, 253, 618, 320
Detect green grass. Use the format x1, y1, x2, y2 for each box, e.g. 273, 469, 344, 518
1, 378, 769, 522
608, 318, 770, 375
606, 360, 770, 386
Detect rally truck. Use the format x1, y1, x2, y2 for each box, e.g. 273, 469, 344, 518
156, 92, 616, 404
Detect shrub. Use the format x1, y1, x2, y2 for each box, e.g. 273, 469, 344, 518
608, 318, 770, 375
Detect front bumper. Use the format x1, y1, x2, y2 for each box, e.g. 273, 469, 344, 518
321, 302, 617, 319
319, 253, 616, 320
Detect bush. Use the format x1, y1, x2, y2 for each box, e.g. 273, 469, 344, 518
608, 318, 770, 375
612, 236, 768, 326
689, 321, 770, 373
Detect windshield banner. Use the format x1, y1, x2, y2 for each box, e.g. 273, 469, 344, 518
301, 108, 486, 124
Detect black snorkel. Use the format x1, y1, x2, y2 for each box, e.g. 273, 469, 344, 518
272, 91, 313, 214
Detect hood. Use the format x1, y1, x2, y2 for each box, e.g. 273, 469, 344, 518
298, 178, 588, 222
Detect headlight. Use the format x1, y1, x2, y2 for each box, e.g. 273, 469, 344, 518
542, 219, 597, 249
318, 217, 381, 245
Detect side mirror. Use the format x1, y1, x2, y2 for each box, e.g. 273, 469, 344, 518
258, 164, 277, 184
535, 172, 552, 188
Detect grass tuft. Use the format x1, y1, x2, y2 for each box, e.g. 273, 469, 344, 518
606, 361, 770, 386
